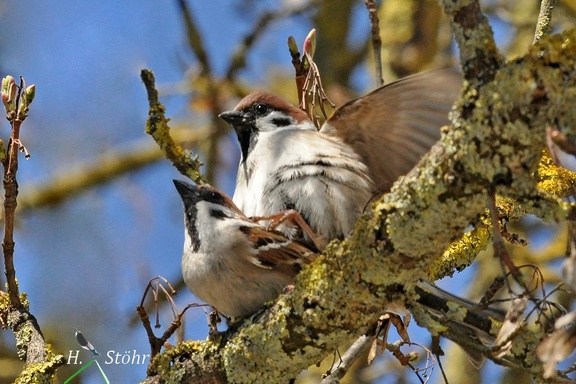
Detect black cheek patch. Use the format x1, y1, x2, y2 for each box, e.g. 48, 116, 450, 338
271, 117, 292, 127
210, 209, 229, 219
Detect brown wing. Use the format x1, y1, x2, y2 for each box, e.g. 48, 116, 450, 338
240, 226, 317, 272
321, 69, 462, 193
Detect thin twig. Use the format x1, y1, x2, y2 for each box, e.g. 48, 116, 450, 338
2, 76, 29, 307
487, 191, 523, 290
138, 276, 206, 359
320, 335, 372, 384
176, 0, 212, 76
364, 0, 384, 87
533, 0, 557, 44
431, 336, 449, 384
225, 2, 319, 82
140, 69, 206, 184
175, 0, 226, 183
1, 76, 66, 371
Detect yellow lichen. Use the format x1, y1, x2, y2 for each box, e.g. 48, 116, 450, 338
14, 353, 66, 384
427, 225, 491, 280
537, 150, 576, 197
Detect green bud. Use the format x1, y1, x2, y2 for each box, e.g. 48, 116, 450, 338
23, 85, 36, 105
288, 36, 299, 55
2, 76, 17, 113
17, 84, 36, 120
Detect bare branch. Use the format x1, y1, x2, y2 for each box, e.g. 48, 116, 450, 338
225, 2, 318, 82
0, 75, 66, 377
364, 0, 384, 86
320, 335, 371, 384
176, 0, 212, 76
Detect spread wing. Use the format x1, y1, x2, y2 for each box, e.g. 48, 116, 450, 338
321, 69, 462, 193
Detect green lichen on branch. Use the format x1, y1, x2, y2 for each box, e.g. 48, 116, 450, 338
147, 339, 225, 383
1, 268, 65, 381
385, 29, 576, 263
424, 155, 576, 281
140, 69, 206, 184
440, 0, 503, 86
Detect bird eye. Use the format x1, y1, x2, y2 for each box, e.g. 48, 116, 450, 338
253, 103, 268, 115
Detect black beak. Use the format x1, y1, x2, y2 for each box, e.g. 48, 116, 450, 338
219, 110, 253, 162
219, 110, 246, 126
173, 179, 199, 201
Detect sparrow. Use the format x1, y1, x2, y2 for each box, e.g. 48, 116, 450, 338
220, 69, 461, 241
173, 179, 318, 319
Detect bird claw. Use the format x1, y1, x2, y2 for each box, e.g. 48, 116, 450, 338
251, 209, 326, 251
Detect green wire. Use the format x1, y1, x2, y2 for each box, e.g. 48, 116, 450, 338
63, 359, 110, 383
94, 360, 110, 384
63, 360, 94, 383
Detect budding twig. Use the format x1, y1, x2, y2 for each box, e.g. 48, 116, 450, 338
0, 75, 65, 373
1, 75, 34, 307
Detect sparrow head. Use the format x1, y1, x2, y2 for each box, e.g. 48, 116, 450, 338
219, 92, 314, 161
173, 180, 239, 249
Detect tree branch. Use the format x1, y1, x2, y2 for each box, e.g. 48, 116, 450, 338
141, 69, 206, 184
1, 76, 66, 379
534, 0, 557, 44
439, 0, 503, 86
364, 0, 384, 86
143, 29, 576, 383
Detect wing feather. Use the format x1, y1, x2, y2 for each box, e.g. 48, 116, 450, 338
239, 226, 317, 271
321, 69, 462, 192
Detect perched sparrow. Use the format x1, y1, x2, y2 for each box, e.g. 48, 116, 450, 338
220, 70, 461, 241
173, 179, 317, 319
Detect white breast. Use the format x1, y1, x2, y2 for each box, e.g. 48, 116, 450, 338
233, 129, 374, 240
